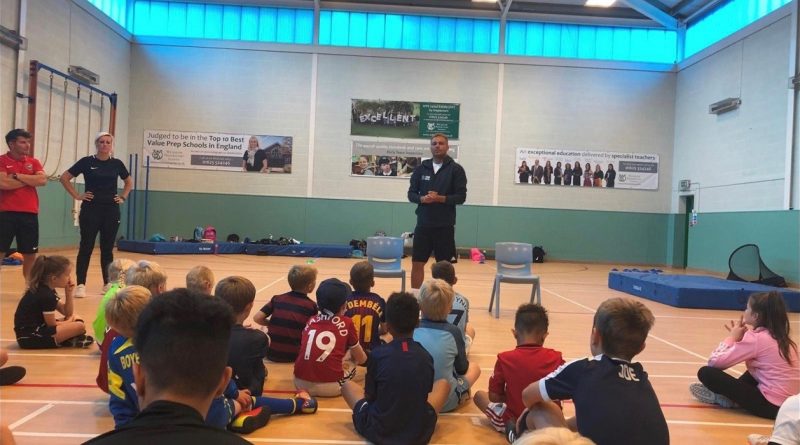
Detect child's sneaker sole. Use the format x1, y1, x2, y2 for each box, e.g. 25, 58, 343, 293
229, 406, 271, 434
485, 402, 508, 432
0, 366, 26, 385
689, 382, 736, 408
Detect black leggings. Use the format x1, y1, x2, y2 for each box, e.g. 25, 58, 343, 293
697, 367, 779, 419
76, 204, 120, 285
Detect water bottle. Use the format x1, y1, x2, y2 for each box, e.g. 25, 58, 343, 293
690, 210, 698, 226
480, 250, 486, 264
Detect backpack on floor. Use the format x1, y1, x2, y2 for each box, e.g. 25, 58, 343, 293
532, 245, 546, 263
203, 226, 217, 241
193, 226, 204, 241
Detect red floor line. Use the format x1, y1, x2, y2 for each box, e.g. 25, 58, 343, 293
13, 383, 98, 389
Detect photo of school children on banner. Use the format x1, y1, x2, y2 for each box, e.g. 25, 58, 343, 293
515, 147, 659, 190
351, 141, 459, 178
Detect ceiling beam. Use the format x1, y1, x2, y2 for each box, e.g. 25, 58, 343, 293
619, 0, 679, 29
501, 0, 513, 20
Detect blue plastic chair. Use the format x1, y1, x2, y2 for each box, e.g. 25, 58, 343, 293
367, 236, 406, 292
488, 242, 541, 318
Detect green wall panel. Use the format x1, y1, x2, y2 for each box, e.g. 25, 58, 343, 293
35, 188, 798, 283
37, 181, 82, 247
688, 210, 799, 283
118, 190, 672, 265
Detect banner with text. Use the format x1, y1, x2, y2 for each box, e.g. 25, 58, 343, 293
351, 99, 460, 139
142, 130, 293, 173
351, 141, 459, 178
515, 148, 659, 190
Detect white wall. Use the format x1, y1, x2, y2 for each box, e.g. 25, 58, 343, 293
128, 42, 677, 212
21, 0, 131, 176
0, 0, 19, 134
673, 17, 792, 213
128, 44, 312, 197
313, 54, 499, 205
499, 63, 676, 212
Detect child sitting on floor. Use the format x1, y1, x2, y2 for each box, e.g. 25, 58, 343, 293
253, 265, 318, 362
431, 260, 476, 353
14, 255, 92, 349
413, 279, 481, 413
473, 303, 563, 433
344, 261, 387, 353
690, 291, 799, 419
512, 297, 668, 445
341, 292, 451, 445
97, 260, 167, 393
294, 278, 367, 396
186, 265, 215, 295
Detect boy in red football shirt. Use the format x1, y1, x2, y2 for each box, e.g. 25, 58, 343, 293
294, 278, 368, 397
473, 303, 564, 433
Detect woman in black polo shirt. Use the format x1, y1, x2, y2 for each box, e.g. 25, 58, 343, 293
60, 132, 132, 297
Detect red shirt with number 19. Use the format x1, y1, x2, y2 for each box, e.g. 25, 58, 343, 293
294, 312, 359, 383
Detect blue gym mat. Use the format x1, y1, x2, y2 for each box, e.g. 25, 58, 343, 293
244, 243, 352, 258
608, 272, 800, 312
117, 239, 353, 258
118, 240, 247, 255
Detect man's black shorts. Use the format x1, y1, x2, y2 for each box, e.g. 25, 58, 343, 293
412, 226, 456, 263
0, 211, 39, 254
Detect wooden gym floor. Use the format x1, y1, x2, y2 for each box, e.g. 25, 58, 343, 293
1, 248, 795, 444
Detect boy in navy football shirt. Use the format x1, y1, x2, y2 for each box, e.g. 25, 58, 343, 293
512, 297, 669, 445
342, 292, 450, 445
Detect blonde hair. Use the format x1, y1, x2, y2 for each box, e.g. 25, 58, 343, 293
185, 265, 215, 294
287, 264, 317, 292
108, 258, 136, 285
418, 279, 454, 321
106, 285, 152, 338
515, 428, 596, 445
125, 260, 167, 293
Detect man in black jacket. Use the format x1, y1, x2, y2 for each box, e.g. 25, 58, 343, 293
407, 134, 467, 289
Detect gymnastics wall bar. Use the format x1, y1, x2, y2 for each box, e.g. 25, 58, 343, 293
25, 60, 117, 150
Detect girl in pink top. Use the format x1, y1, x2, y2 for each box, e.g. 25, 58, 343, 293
690, 291, 799, 419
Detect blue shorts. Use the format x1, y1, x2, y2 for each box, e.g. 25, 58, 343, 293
443, 376, 471, 412
353, 399, 437, 445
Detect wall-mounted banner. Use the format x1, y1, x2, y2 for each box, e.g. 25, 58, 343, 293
351, 141, 459, 178
142, 130, 293, 173
515, 148, 659, 190
351, 99, 460, 139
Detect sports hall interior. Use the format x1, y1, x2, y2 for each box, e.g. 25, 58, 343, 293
1, 0, 799, 444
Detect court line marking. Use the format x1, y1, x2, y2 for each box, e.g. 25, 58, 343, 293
6, 351, 97, 358
11, 418, 771, 442
256, 277, 285, 295
471, 353, 708, 366
666, 420, 772, 428
541, 287, 744, 369
8, 403, 55, 430
655, 314, 800, 323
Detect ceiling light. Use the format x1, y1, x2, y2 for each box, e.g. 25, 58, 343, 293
586, 0, 616, 6
472, 0, 498, 3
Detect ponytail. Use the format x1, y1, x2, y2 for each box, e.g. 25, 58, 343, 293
27, 255, 71, 292
749, 292, 797, 365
